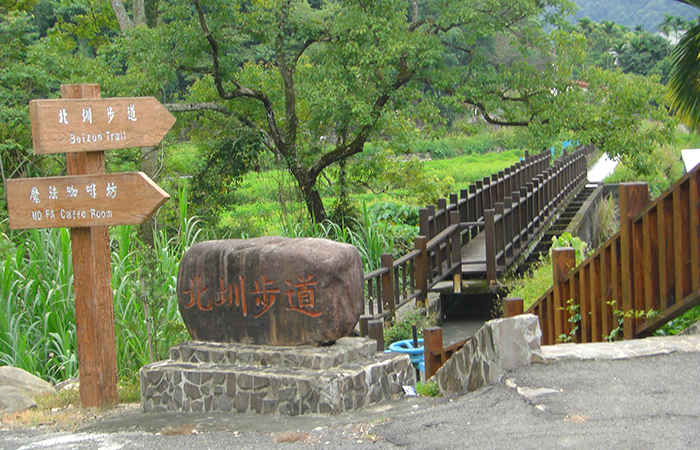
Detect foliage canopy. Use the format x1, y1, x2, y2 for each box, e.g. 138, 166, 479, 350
0, 0, 679, 224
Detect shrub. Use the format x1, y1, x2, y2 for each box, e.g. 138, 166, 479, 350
412, 140, 456, 159
416, 381, 441, 397
507, 256, 554, 310
593, 193, 619, 248
368, 201, 419, 227
507, 233, 587, 310
383, 310, 437, 346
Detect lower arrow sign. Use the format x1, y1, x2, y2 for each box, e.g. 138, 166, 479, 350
7, 172, 170, 229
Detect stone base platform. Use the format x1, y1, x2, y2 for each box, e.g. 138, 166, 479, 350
139, 337, 414, 415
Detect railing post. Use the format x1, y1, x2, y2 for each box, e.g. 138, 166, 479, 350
460, 189, 470, 241
427, 204, 436, 239
555, 161, 563, 206
503, 197, 513, 261
415, 236, 429, 306
502, 297, 524, 318
527, 181, 536, 232
485, 209, 497, 286
437, 198, 447, 232
360, 314, 373, 336
470, 184, 480, 236
493, 173, 501, 204
520, 186, 529, 244
504, 167, 511, 196
475, 181, 484, 219
419, 208, 429, 240
450, 210, 462, 293
450, 193, 458, 210
381, 253, 395, 315
619, 182, 649, 339
368, 319, 384, 352
536, 173, 545, 224
423, 327, 443, 381
483, 177, 492, 209
512, 192, 521, 254
552, 247, 576, 342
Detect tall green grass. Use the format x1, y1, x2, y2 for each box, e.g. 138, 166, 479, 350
0, 229, 77, 383
0, 191, 201, 383
284, 203, 395, 272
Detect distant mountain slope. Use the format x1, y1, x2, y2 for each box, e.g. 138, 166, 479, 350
572, 0, 698, 31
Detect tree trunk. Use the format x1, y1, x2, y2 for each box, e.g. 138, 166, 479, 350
291, 168, 327, 223
145, 0, 159, 28
139, 145, 158, 247
304, 187, 327, 224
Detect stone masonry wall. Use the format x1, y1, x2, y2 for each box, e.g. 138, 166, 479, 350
140, 337, 414, 415
435, 315, 541, 395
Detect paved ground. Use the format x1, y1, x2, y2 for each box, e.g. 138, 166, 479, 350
1, 335, 699, 449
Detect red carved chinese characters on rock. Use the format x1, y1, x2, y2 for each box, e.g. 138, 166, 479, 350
182, 273, 322, 319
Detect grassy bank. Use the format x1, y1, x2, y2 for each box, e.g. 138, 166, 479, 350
219, 149, 525, 238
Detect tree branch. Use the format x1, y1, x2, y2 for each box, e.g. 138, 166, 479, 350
110, 0, 133, 30
191, 0, 286, 155
164, 102, 276, 151
165, 102, 230, 114
308, 57, 415, 178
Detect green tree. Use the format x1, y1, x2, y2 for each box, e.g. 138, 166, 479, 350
667, 1, 700, 131
527, 66, 674, 175
617, 34, 670, 76
100, 0, 579, 223
0, 11, 62, 198
2, 0, 678, 225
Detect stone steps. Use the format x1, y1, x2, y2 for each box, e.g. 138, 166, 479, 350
521, 187, 596, 268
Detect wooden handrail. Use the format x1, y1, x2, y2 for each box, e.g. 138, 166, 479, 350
526, 164, 700, 344
483, 146, 591, 283
362, 145, 595, 320
423, 326, 469, 380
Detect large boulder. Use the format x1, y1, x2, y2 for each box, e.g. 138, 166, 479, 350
0, 366, 53, 398
0, 366, 54, 414
0, 386, 37, 413
177, 237, 364, 346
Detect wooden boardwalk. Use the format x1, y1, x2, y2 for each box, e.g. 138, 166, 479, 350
362, 145, 594, 319
460, 233, 487, 276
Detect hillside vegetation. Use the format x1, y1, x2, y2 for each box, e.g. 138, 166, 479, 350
572, 0, 698, 31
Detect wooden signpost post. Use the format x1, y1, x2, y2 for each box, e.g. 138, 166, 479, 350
6, 84, 175, 408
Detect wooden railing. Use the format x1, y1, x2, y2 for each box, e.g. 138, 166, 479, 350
485, 147, 590, 284
524, 166, 700, 345
363, 216, 462, 318
362, 145, 595, 319
423, 327, 469, 380
418, 149, 552, 250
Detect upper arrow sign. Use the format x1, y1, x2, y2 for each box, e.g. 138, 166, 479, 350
7, 172, 170, 229
29, 97, 176, 155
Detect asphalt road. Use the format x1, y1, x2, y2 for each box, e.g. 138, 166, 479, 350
1, 351, 699, 450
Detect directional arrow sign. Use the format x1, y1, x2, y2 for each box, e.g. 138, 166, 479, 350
7, 172, 170, 229
29, 97, 176, 154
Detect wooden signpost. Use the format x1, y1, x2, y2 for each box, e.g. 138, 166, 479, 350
29, 97, 176, 154
6, 84, 174, 408
7, 172, 169, 229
